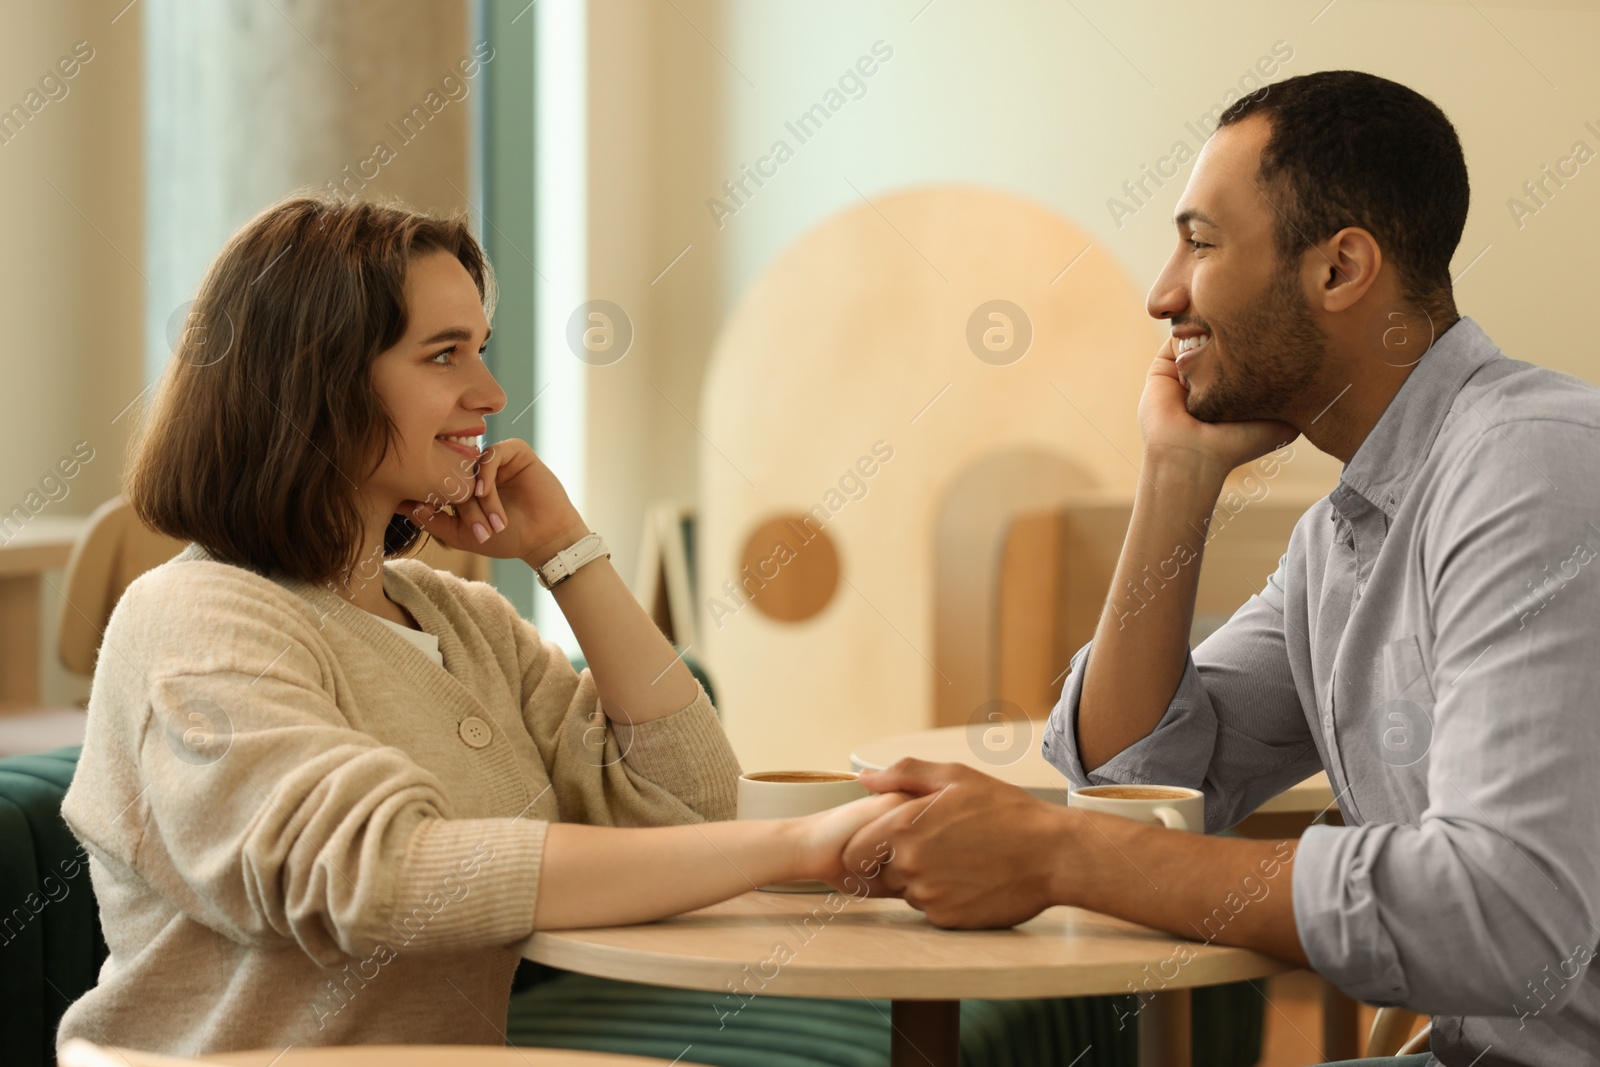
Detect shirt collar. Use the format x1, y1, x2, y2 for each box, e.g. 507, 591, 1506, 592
1332, 315, 1502, 521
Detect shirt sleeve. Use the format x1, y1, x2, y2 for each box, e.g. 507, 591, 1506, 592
1041, 547, 1322, 833
507, 608, 741, 827
61, 566, 548, 970
1292, 420, 1600, 1013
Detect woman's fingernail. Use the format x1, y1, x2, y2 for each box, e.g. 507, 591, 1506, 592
475, 478, 485, 497
489, 513, 505, 533
473, 522, 490, 543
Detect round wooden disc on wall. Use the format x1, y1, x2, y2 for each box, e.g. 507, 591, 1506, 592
737, 515, 840, 622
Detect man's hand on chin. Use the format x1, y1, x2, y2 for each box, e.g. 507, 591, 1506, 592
841, 758, 1071, 929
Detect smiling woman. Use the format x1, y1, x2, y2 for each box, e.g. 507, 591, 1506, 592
126, 198, 499, 585
56, 194, 911, 1056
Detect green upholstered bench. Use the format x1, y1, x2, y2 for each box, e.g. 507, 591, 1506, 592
0, 747, 108, 1067
506, 965, 1261, 1067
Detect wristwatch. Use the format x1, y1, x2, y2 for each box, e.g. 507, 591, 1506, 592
534, 532, 611, 590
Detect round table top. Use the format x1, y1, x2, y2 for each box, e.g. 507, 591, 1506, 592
850, 725, 1332, 816
520, 890, 1294, 1001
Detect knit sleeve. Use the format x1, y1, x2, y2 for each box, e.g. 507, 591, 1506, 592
60, 563, 546, 968
506, 608, 741, 827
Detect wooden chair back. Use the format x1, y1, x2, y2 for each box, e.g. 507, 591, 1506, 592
57, 496, 489, 677
1366, 1008, 1429, 1057
56, 496, 186, 676
987, 490, 1314, 724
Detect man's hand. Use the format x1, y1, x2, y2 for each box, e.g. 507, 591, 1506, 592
1138, 335, 1298, 478
842, 759, 1070, 929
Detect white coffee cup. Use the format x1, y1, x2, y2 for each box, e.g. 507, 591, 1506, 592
1068, 784, 1204, 833
736, 770, 869, 892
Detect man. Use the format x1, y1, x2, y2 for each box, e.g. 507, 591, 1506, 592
843, 70, 1600, 1066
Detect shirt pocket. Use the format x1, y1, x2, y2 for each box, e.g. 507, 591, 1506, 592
1375, 633, 1436, 772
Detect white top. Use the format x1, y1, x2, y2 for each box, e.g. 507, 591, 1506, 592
375, 613, 443, 667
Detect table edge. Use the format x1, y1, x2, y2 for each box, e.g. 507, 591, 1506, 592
519, 929, 1296, 1001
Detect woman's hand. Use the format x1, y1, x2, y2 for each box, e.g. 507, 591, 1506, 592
791, 792, 915, 890
399, 438, 590, 566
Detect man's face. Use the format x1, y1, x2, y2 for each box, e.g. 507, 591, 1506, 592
1147, 114, 1328, 425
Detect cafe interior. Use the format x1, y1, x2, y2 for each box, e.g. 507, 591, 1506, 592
2, 2, 1594, 1066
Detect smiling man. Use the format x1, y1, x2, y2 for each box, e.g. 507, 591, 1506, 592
844, 71, 1600, 1066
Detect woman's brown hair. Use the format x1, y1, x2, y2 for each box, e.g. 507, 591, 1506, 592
126, 193, 497, 585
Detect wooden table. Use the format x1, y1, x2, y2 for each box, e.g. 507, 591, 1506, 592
854, 725, 1351, 1059
520, 890, 1293, 1067
0, 516, 86, 710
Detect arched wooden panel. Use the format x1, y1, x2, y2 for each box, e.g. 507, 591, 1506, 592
698, 186, 1159, 771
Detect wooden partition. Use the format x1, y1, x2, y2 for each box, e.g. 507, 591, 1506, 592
695, 184, 1340, 771
929, 450, 1101, 732
697, 187, 1158, 771
987, 490, 1316, 725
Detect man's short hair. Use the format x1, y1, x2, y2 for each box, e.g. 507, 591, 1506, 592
1218, 70, 1469, 316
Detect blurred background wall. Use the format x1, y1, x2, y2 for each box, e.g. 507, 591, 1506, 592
3, 0, 1597, 716
142, 1, 474, 381
582, 0, 1600, 569
1, 2, 143, 707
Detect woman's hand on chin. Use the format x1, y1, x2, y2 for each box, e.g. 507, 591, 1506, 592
400, 437, 589, 563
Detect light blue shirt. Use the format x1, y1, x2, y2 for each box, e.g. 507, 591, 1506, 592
1043, 317, 1600, 1066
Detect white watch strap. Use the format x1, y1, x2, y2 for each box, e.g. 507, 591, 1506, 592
536, 532, 610, 590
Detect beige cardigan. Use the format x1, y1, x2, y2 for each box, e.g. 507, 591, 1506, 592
57, 543, 741, 1054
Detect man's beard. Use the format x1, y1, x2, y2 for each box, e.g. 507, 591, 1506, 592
1186, 265, 1327, 425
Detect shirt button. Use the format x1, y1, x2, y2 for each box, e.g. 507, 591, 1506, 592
459, 717, 493, 749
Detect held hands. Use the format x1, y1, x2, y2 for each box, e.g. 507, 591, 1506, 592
839, 759, 1070, 929
400, 438, 590, 567
1139, 335, 1298, 481
794, 791, 916, 890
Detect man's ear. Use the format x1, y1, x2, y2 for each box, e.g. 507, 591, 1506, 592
1313, 226, 1382, 313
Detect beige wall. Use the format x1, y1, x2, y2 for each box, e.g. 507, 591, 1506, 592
0, 3, 142, 522
145, 0, 473, 379
0, 1, 143, 706
582, 0, 729, 584
1, 1, 474, 706
581, 0, 1600, 589
571, 0, 1600, 764
6, 1, 1599, 703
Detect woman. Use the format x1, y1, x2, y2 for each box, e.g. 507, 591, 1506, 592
57, 195, 906, 1055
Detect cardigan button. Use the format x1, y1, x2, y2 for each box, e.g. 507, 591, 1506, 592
458, 717, 493, 749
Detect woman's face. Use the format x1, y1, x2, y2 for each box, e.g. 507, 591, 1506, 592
366, 250, 506, 519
